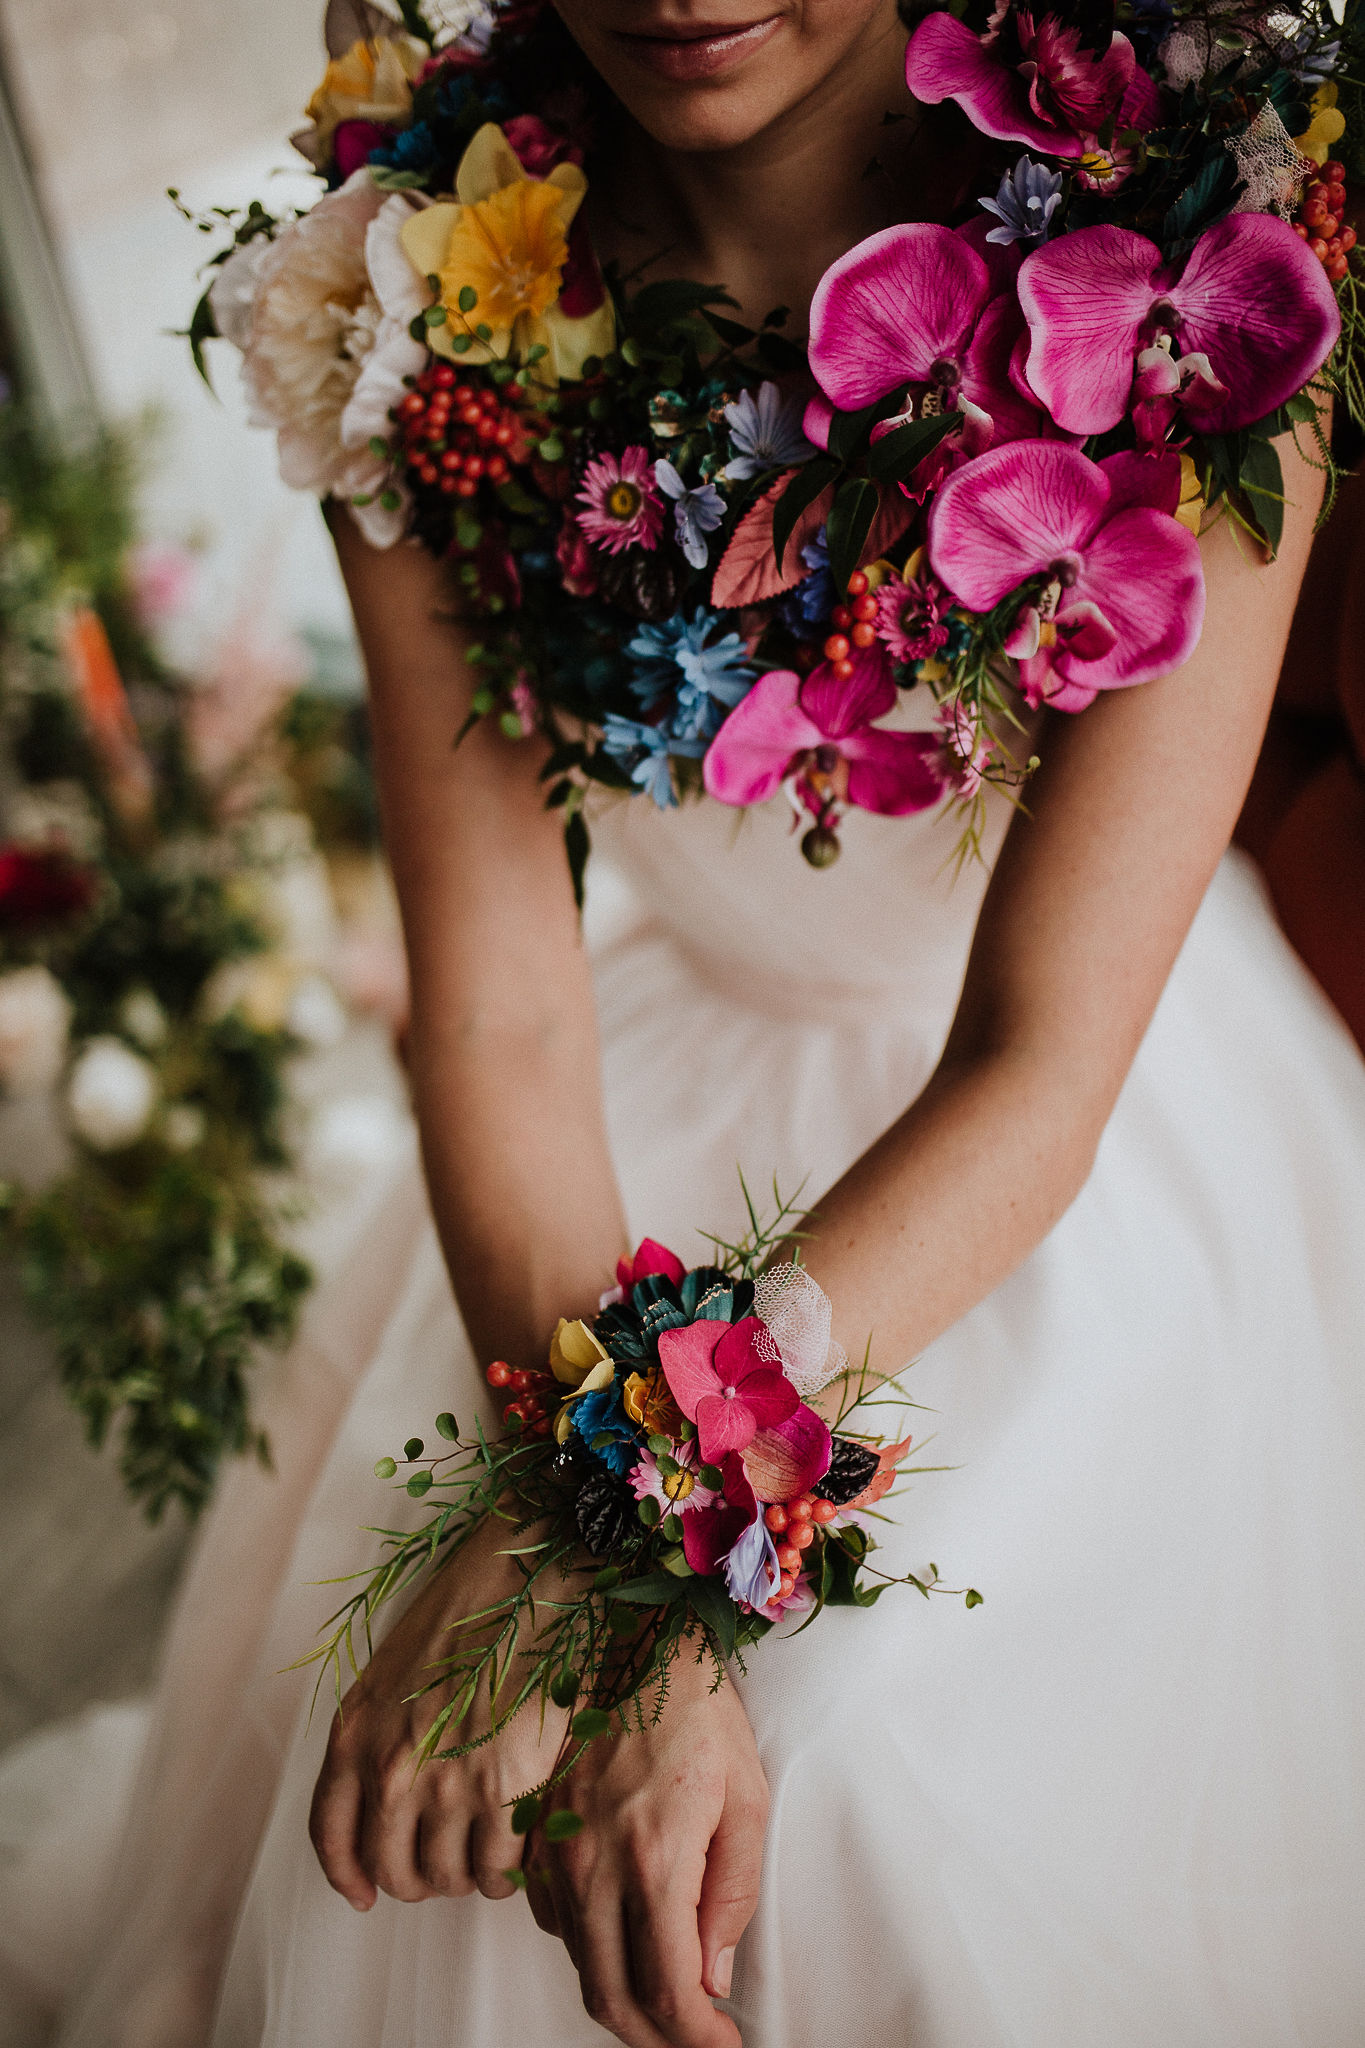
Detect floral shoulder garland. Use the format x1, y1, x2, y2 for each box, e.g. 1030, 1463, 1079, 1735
194, 0, 1364, 882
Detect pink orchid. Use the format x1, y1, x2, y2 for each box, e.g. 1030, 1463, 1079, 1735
906, 4, 1156, 158
616, 1238, 685, 1292
807, 224, 1042, 491
657, 1315, 798, 1463
927, 440, 1204, 712
702, 648, 945, 818
1017, 214, 1341, 437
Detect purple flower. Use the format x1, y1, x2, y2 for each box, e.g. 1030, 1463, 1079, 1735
722, 382, 817, 480
655, 459, 726, 570
1017, 214, 1341, 438
927, 441, 1205, 712
980, 156, 1064, 246
807, 223, 1044, 489
723, 1512, 781, 1610
906, 4, 1154, 158
702, 647, 945, 816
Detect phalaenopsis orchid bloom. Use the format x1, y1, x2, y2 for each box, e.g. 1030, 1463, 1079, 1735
807, 223, 1044, 497
1017, 214, 1341, 437
906, 0, 1158, 158
702, 647, 946, 820
927, 442, 1205, 712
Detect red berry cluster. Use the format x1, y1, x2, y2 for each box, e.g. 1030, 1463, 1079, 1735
765, 1491, 838, 1600
396, 366, 532, 498
1294, 160, 1356, 283
821, 569, 877, 681
485, 1357, 554, 1437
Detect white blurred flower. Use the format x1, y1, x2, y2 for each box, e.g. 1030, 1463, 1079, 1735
429, 0, 496, 39
163, 1102, 207, 1152
120, 987, 168, 1049
200, 956, 295, 1034
207, 235, 274, 350
307, 1093, 410, 1182
0, 966, 72, 1099
287, 973, 348, 1049
67, 1037, 158, 1150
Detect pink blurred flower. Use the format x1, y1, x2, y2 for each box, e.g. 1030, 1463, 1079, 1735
503, 112, 583, 177
906, 5, 1154, 158
703, 648, 945, 819
556, 518, 601, 596
126, 541, 197, 628
1018, 214, 1341, 437
574, 447, 664, 556
658, 1315, 798, 1464
928, 440, 1204, 712
875, 567, 951, 665
932, 700, 995, 799
808, 224, 1042, 480
617, 1238, 686, 1292
333, 119, 392, 179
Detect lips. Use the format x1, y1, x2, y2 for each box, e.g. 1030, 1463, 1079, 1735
610, 14, 784, 81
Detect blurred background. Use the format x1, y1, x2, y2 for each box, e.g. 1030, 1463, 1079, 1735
0, 0, 416, 1769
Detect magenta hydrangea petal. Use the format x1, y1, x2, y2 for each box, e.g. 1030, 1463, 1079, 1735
961, 294, 1045, 443
842, 729, 946, 816
1067, 506, 1204, 688
657, 1320, 724, 1420
695, 1391, 759, 1461
1018, 225, 1164, 433
1170, 213, 1340, 435
808, 223, 990, 411
682, 1454, 756, 1575
703, 670, 821, 808
798, 647, 896, 738
906, 11, 1085, 155
927, 439, 1112, 610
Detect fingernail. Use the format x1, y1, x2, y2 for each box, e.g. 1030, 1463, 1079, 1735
713, 1947, 735, 1998
349, 1896, 371, 1912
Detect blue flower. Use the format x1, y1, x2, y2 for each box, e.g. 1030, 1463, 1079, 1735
721, 382, 817, 481
778, 527, 836, 635
655, 459, 726, 570
627, 611, 755, 751
369, 122, 437, 173
979, 156, 1063, 247
571, 1382, 641, 1476
601, 716, 677, 808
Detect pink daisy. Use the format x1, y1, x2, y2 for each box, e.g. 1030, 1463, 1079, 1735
933, 699, 994, 799
574, 446, 664, 556
629, 1445, 719, 1518
875, 570, 951, 665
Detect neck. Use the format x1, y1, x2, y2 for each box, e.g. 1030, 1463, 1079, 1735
595, 9, 919, 324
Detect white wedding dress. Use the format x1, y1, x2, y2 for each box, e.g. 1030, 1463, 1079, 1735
9, 780, 1365, 2047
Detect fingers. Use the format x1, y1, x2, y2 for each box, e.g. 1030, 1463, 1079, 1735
358, 1767, 435, 1904
572, 1882, 672, 2048
627, 1874, 741, 2048
696, 1781, 768, 2003
308, 1757, 375, 1912
468, 1806, 524, 1900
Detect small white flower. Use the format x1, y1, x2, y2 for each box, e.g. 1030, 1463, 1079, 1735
120, 987, 168, 1049
67, 1037, 158, 1151
163, 1102, 207, 1152
0, 966, 71, 1099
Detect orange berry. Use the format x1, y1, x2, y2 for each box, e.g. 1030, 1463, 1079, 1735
776, 1542, 801, 1572
830, 658, 855, 682
1328, 181, 1347, 211
851, 592, 878, 622
1328, 253, 1350, 281
791, 1521, 815, 1550
486, 1359, 512, 1386
830, 604, 852, 631
778, 1573, 797, 1599
1341, 225, 1358, 252
811, 1497, 838, 1524
822, 633, 851, 663
850, 621, 878, 649
1323, 160, 1346, 182
846, 569, 869, 596
789, 1496, 813, 1521
1311, 238, 1330, 261
1294, 222, 1310, 239
503, 1400, 525, 1424
455, 477, 479, 497
765, 1504, 789, 1532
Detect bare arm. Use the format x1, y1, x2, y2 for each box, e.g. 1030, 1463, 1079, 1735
804, 434, 1323, 1369
328, 505, 627, 1360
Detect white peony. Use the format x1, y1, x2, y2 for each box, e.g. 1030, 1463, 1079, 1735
237, 172, 415, 543
207, 235, 274, 351
338, 193, 430, 545
66, 1037, 159, 1151
0, 966, 72, 1099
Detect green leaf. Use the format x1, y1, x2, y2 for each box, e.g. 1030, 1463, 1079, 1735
450, 332, 472, 354
825, 477, 879, 596
538, 435, 566, 462
965, 1587, 984, 1608
1161, 150, 1240, 249
373, 1456, 397, 1479
593, 1566, 622, 1591
637, 1494, 662, 1528
511, 1794, 542, 1835
457, 284, 478, 313
549, 1666, 581, 1708
404, 1437, 425, 1460
502, 1867, 528, 1890
772, 456, 840, 574
565, 810, 590, 913
697, 1463, 724, 1491
1239, 433, 1285, 555
609, 1570, 690, 1604
572, 1706, 612, 1739
187, 286, 219, 395
686, 1574, 738, 1657
705, 311, 757, 347
406, 1470, 433, 1497
607, 1605, 641, 1636
544, 1809, 585, 1842
828, 399, 884, 464
646, 1432, 672, 1456
866, 411, 955, 484
661, 1514, 683, 1543
436, 1411, 458, 1440
425, 305, 448, 328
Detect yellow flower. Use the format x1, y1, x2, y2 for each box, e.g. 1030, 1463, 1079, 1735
1176, 453, 1206, 537
1294, 85, 1346, 171
293, 34, 427, 169
400, 124, 615, 382
548, 1316, 611, 1387
552, 1357, 616, 1444
623, 1369, 685, 1438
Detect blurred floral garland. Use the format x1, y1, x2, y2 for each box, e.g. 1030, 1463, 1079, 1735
0, 402, 383, 1517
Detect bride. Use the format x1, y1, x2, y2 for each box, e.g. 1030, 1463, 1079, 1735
45, 1, 1365, 2044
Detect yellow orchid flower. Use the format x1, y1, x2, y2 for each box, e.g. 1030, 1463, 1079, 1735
400, 124, 615, 382
294, 34, 426, 168
1294, 85, 1346, 171
552, 1358, 616, 1444
548, 1316, 611, 1387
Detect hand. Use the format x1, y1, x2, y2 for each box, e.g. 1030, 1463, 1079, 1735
524, 1652, 768, 2048
309, 1514, 570, 1908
